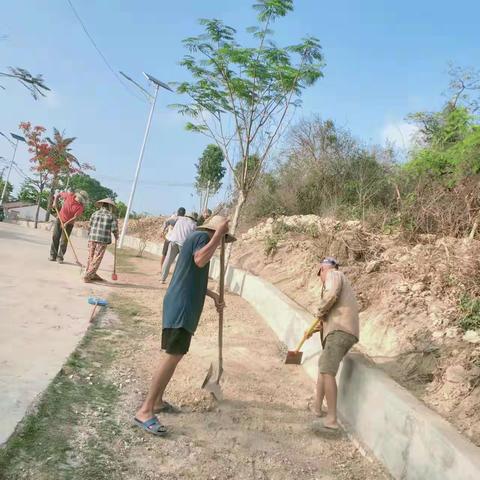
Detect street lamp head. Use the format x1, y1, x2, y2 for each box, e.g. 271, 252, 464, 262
10, 133, 26, 143
143, 72, 173, 92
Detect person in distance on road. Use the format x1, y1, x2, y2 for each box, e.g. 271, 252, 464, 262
160, 207, 185, 269
83, 198, 118, 283
49, 190, 88, 263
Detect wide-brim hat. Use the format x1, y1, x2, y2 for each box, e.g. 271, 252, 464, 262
96, 197, 116, 209
197, 215, 236, 243
75, 190, 89, 205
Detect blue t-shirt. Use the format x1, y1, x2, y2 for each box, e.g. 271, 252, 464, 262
162, 231, 211, 334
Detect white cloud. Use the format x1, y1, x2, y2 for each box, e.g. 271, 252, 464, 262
381, 121, 419, 150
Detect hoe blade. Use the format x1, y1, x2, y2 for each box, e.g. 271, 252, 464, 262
285, 350, 303, 365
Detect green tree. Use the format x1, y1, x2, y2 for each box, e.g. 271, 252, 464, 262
69, 174, 117, 219
174, 0, 324, 237
406, 107, 479, 181
116, 201, 127, 219
18, 179, 49, 208
0, 178, 13, 202
195, 144, 226, 210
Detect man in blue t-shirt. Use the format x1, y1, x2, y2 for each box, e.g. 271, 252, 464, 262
134, 215, 235, 436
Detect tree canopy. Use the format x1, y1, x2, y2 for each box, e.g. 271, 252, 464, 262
174, 0, 324, 234
195, 144, 226, 195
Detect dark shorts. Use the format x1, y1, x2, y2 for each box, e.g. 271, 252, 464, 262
162, 239, 170, 256
161, 328, 192, 355
318, 330, 358, 375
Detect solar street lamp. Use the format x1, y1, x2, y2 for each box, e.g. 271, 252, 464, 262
118, 72, 173, 248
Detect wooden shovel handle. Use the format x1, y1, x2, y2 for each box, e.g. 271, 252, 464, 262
114, 238, 117, 274
295, 316, 322, 352
217, 237, 226, 370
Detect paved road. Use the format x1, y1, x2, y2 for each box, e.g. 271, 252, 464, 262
0, 222, 114, 445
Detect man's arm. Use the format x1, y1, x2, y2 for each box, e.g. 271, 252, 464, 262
317, 271, 343, 319
206, 289, 225, 312
193, 220, 229, 268
53, 191, 66, 210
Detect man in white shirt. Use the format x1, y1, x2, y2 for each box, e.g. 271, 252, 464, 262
161, 212, 197, 283
160, 207, 185, 269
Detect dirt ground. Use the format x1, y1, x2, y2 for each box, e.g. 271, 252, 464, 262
103, 254, 389, 480
0, 249, 389, 479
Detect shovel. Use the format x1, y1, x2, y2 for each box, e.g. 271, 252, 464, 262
285, 316, 322, 365
201, 237, 226, 401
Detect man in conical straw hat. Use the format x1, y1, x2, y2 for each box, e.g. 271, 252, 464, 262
134, 215, 235, 436
84, 198, 118, 283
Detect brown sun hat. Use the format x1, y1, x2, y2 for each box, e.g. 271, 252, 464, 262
75, 190, 89, 205
96, 197, 116, 208
197, 215, 236, 243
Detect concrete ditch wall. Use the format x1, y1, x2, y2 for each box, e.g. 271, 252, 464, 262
208, 258, 480, 480
11, 220, 480, 479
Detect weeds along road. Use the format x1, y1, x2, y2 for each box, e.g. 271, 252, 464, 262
0, 246, 389, 480
0, 222, 113, 447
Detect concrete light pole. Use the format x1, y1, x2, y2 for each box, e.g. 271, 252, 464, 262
118, 72, 173, 248
0, 132, 26, 205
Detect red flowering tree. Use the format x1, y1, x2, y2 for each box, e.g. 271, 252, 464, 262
43, 128, 93, 221
19, 122, 52, 227
19, 123, 93, 226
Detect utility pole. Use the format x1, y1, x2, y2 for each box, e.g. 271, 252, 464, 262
118, 72, 173, 248
0, 132, 26, 205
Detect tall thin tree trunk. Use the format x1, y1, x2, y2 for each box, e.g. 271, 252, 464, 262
34, 186, 43, 228
225, 190, 246, 265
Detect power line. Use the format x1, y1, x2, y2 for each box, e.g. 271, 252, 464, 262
65, 0, 146, 103
95, 173, 193, 188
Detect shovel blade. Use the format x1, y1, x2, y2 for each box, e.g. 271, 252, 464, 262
201, 362, 224, 401
285, 350, 303, 365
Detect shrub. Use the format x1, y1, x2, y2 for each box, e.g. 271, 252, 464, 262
458, 294, 480, 332
264, 234, 279, 258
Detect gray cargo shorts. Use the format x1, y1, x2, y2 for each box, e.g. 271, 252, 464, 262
318, 330, 358, 375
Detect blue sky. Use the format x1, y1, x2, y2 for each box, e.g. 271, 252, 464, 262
1, 0, 479, 214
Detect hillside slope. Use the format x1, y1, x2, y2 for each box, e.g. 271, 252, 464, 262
230, 215, 480, 446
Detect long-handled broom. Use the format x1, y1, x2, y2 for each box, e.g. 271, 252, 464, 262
53, 204, 82, 269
